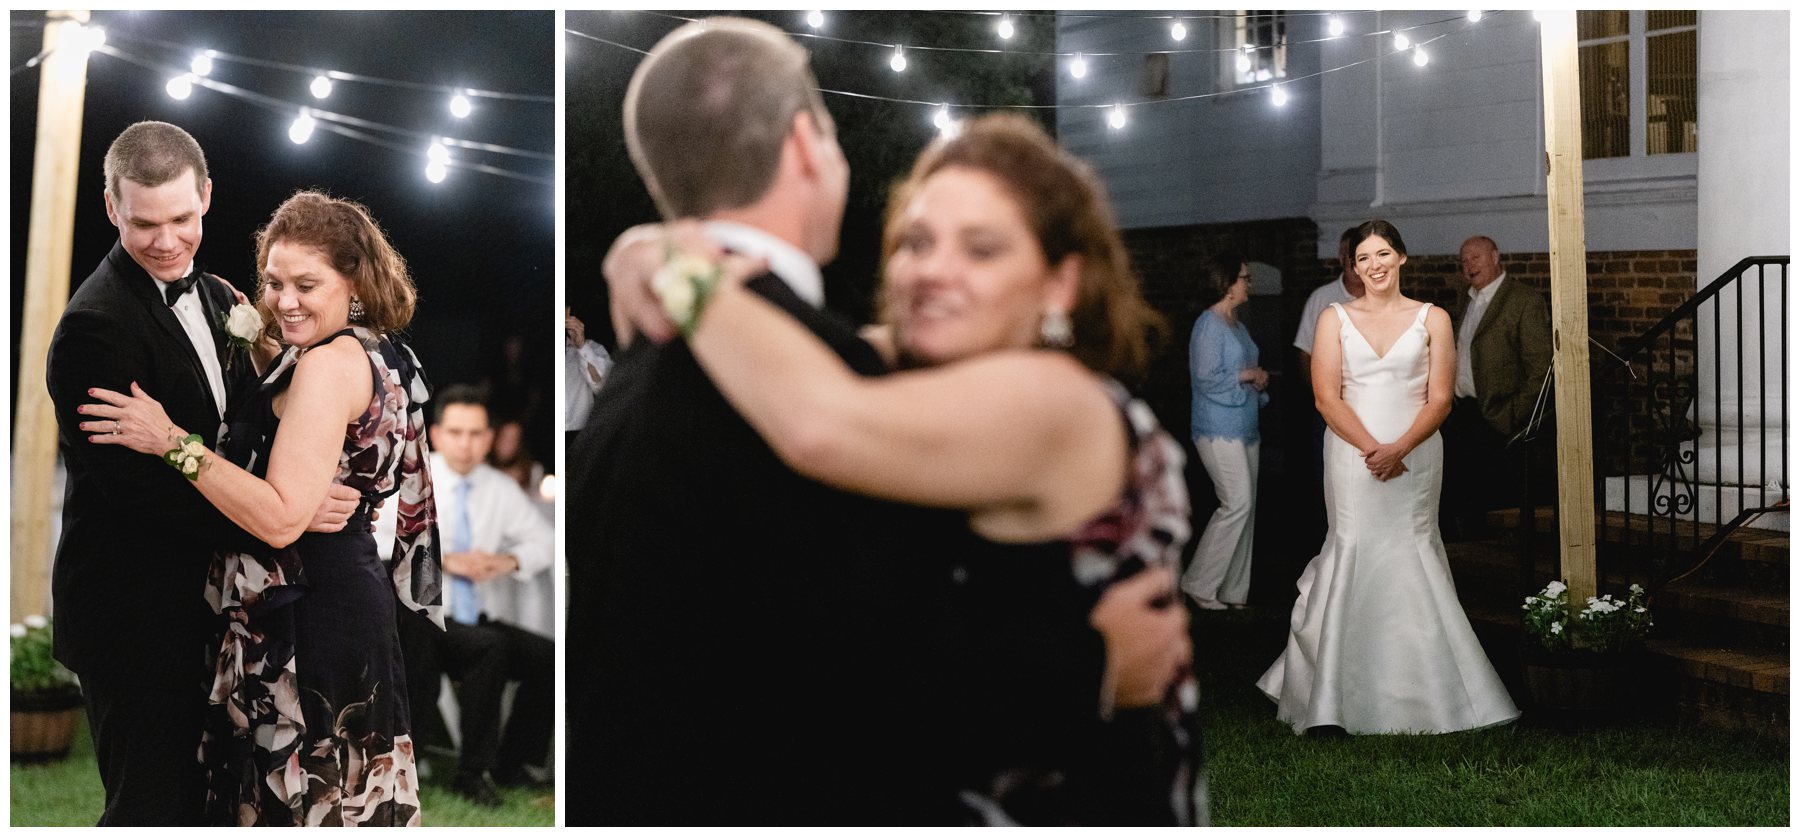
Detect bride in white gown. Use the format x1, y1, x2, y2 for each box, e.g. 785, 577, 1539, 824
1258, 220, 1520, 735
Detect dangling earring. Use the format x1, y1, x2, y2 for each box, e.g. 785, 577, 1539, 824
349, 296, 366, 323
1039, 309, 1074, 348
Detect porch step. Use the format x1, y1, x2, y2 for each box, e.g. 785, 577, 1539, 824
1447, 540, 1787, 652
1461, 603, 1788, 741
1485, 507, 1789, 589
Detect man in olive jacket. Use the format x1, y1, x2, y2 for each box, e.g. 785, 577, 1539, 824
1444, 235, 1552, 539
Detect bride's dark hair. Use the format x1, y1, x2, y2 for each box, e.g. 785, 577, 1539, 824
254, 190, 416, 337
1351, 219, 1409, 258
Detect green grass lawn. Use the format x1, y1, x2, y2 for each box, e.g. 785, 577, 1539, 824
1195, 606, 1789, 826
10, 717, 553, 827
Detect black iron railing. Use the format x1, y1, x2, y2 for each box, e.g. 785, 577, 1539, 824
1590, 256, 1789, 593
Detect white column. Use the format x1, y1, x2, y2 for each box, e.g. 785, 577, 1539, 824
1694, 11, 1788, 502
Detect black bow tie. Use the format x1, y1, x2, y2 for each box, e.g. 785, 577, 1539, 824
161, 273, 199, 307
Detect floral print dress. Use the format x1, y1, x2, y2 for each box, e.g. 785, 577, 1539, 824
202, 326, 443, 826
955, 379, 1204, 826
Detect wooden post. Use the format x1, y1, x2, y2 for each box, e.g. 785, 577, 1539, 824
1538, 11, 1599, 603
13, 10, 92, 622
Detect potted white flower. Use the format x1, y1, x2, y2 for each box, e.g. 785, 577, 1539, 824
1519, 580, 1653, 723
10, 616, 83, 763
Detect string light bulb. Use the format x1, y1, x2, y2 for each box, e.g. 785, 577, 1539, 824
1468, 10, 1483, 22
1328, 16, 1345, 38
425, 158, 448, 184
1108, 104, 1126, 130
1271, 83, 1289, 107
1070, 53, 1087, 79
166, 73, 195, 100
889, 45, 906, 72
288, 109, 315, 144
1413, 45, 1430, 67
997, 14, 1014, 40
310, 74, 332, 99
428, 138, 450, 163
76, 25, 106, 54
1394, 32, 1410, 51
1170, 21, 1187, 41
1237, 48, 1252, 75
449, 93, 472, 118
190, 51, 213, 76
806, 10, 824, 29
933, 104, 960, 138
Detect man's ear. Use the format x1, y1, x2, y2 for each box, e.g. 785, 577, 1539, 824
199, 177, 213, 216
104, 189, 120, 229
790, 111, 829, 179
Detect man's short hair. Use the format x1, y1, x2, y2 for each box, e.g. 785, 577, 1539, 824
433, 384, 490, 426
103, 121, 208, 201
1463, 235, 1500, 256
622, 17, 831, 219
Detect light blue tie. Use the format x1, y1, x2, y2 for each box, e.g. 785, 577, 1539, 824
449, 480, 480, 625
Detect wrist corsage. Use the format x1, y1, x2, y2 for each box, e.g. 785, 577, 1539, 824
650, 249, 724, 338
222, 303, 263, 371
164, 433, 208, 481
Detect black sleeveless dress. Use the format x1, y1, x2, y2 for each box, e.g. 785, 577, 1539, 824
201, 327, 444, 826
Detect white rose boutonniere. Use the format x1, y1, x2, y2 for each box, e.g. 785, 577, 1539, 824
222, 303, 263, 371
650, 252, 724, 338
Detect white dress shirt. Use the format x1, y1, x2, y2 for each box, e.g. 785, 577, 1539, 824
703, 220, 824, 308
375, 455, 555, 636
159, 266, 227, 419
564, 338, 612, 432
1456, 273, 1506, 399
1294, 275, 1358, 355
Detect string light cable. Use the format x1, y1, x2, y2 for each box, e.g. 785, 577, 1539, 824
95, 44, 551, 185
567, 11, 1506, 119
106, 30, 553, 103
613, 8, 1480, 60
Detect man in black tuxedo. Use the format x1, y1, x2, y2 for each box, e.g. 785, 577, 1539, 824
566, 19, 1188, 824
45, 121, 361, 825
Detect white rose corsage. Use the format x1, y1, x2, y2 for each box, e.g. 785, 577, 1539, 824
651, 250, 725, 338
163, 433, 208, 481
222, 303, 263, 370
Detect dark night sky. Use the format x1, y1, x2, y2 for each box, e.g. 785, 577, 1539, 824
564, 10, 1057, 348
11, 10, 557, 462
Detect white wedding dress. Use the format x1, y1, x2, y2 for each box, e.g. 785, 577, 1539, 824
1258, 302, 1520, 734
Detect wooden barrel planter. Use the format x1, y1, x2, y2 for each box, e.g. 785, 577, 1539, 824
11, 688, 83, 763
1519, 648, 1641, 728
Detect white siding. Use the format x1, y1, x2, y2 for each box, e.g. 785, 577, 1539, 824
1057, 10, 1719, 257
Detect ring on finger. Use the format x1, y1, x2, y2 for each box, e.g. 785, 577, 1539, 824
113, 420, 122, 435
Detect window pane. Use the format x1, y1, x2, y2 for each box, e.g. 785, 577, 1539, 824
1578, 10, 1628, 40
1647, 30, 1697, 154
1233, 11, 1287, 85
1580, 41, 1630, 159
1647, 11, 1697, 32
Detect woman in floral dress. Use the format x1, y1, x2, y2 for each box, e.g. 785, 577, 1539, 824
83, 191, 442, 826
607, 114, 1202, 825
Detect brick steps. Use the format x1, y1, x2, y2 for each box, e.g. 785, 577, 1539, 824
1447, 523, 1788, 738
1486, 506, 1788, 590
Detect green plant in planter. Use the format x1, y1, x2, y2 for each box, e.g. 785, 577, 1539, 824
1522, 580, 1654, 656
11, 616, 79, 700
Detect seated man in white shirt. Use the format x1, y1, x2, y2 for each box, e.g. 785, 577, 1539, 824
392, 384, 555, 806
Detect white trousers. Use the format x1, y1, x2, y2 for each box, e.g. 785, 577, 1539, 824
1183, 437, 1259, 605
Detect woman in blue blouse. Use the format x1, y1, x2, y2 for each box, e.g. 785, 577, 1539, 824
1182, 253, 1268, 610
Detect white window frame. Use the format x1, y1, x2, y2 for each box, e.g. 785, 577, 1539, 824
1578, 10, 1698, 182
1220, 11, 1287, 89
